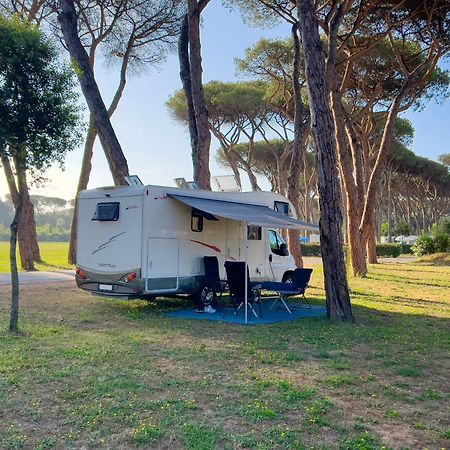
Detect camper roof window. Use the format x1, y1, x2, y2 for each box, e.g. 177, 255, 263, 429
274, 201, 291, 216
92, 202, 120, 221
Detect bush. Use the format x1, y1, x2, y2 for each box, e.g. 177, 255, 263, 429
300, 243, 404, 258
37, 231, 70, 242
433, 232, 449, 253
301, 243, 321, 256
400, 244, 413, 255
411, 235, 435, 256
376, 243, 401, 258
432, 217, 450, 236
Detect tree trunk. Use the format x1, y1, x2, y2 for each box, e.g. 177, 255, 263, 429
58, 0, 129, 185
286, 22, 307, 269
330, 90, 367, 277
68, 117, 96, 264
297, 0, 353, 321
367, 220, 378, 263
360, 95, 404, 244
179, 0, 211, 190
2, 155, 40, 270
9, 156, 26, 333
17, 168, 39, 270
288, 229, 303, 268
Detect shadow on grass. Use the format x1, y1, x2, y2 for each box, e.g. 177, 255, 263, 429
96, 292, 449, 356
365, 273, 450, 288
350, 289, 450, 308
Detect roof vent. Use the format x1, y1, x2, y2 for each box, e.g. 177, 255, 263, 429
212, 175, 241, 192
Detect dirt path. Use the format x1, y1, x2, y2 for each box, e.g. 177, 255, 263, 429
0, 270, 74, 285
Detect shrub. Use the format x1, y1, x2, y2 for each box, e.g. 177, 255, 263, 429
300, 243, 322, 257
400, 244, 413, 255
432, 217, 450, 236
411, 235, 435, 256
376, 243, 401, 258
300, 243, 403, 258
433, 232, 449, 253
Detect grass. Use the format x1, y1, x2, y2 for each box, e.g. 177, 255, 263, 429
0, 257, 449, 448
0, 242, 73, 273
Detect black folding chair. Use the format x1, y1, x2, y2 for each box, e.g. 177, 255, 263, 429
261, 268, 312, 313
287, 268, 313, 309
203, 256, 228, 300
224, 261, 262, 319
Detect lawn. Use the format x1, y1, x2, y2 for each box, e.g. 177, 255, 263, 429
0, 259, 449, 449
0, 242, 73, 273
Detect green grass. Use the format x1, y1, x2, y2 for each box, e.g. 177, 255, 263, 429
0, 242, 73, 273
0, 258, 449, 449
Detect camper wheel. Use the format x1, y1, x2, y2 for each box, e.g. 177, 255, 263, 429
192, 285, 217, 308
282, 272, 294, 284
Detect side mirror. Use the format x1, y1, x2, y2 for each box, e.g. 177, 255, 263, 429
279, 243, 289, 256
269, 254, 272, 263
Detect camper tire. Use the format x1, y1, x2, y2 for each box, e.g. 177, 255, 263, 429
192, 285, 217, 309
282, 272, 294, 284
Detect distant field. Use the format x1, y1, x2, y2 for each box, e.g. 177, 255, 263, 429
0, 242, 72, 273
0, 259, 449, 449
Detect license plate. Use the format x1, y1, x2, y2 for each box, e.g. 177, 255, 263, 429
98, 284, 113, 291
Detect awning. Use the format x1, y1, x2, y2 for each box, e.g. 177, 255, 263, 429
168, 194, 319, 231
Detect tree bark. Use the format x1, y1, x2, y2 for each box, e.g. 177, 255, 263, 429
9, 155, 26, 333
297, 0, 353, 321
68, 117, 96, 264
2, 155, 40, 270
179, 1, 211, 190
58, 0, 129, 185
287, 22, 307, 268
187, 0, 211, 189
359, 97, 402, 244
331, 91, 367, 277
367, 219, 378, 263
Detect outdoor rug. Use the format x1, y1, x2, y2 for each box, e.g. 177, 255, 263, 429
167, 302, 327, 325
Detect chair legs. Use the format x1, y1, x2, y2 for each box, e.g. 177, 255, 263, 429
269, 295, 292, 314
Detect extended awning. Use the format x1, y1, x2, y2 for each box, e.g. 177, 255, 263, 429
168, 193, 319, 231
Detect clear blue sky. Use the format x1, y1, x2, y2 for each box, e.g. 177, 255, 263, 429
1, 2, 448, 200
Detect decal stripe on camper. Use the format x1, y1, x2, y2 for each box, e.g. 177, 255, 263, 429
190, 239, 221, 254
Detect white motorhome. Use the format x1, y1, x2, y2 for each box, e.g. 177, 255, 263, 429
75, 184, 318, 301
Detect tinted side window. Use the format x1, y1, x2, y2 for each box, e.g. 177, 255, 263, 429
92, 202, 119, 221
274, 201, 291, 216
191, 209, 203, 232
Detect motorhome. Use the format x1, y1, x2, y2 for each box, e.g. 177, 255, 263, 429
75, 184, 318, 302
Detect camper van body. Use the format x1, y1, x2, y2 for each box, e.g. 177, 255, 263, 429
75, 185, 302, 299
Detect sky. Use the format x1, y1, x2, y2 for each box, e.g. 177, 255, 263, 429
1, 2, 449, 201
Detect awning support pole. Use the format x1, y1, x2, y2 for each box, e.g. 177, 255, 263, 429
244, 223, 248, 325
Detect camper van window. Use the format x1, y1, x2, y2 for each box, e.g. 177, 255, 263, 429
268, 230, 288, 255
92, 202, 120, 221
274, 201, 291, 216
191, 210, 203, 232
247, 225, 262, 240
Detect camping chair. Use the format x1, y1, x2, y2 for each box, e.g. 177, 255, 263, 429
291, 268, 313, 308
224, 261, 262, 319
261, 268, 313, 313
203, 256, 228, 302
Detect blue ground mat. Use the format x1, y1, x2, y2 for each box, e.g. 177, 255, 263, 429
167, 302, 327, 325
